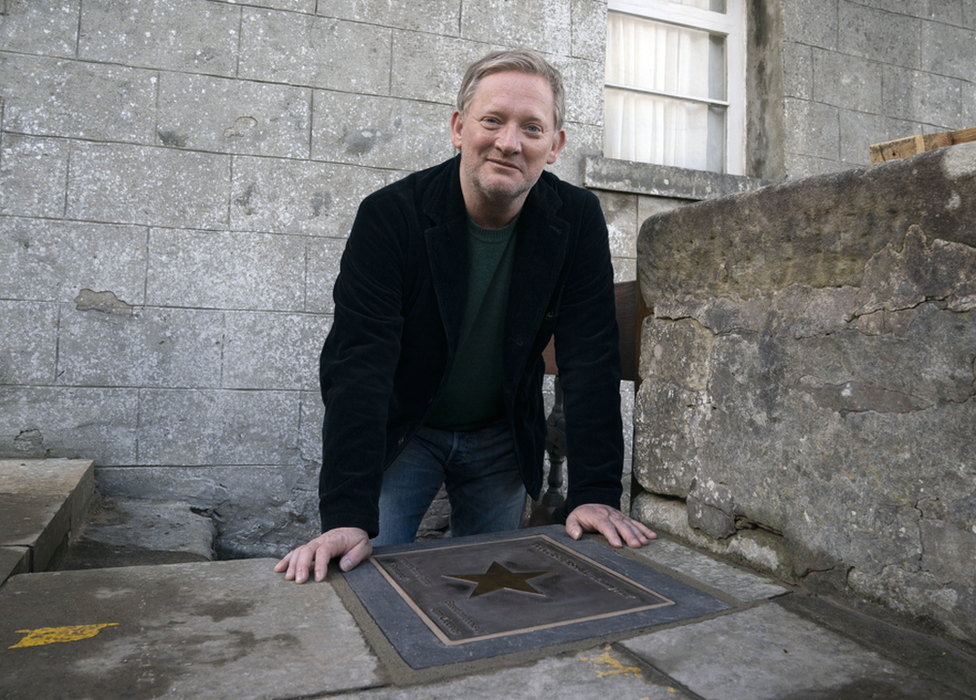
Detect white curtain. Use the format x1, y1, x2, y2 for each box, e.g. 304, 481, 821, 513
604, 12, 725, 171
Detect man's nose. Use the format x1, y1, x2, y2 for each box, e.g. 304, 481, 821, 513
495, 123, 522, 153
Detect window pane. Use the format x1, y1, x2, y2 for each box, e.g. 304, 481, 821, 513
660, 0, 726, 11
604, 87, 726, 172
606, 12, 726, 102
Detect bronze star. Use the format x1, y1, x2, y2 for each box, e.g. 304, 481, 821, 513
444, 561, 550, 598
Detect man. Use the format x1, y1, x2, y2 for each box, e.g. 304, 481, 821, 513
276, 49, 655, 584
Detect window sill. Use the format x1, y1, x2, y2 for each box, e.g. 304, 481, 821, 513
583, 156, 767, 201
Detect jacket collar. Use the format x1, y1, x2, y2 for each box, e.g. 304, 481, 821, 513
422, 156, 570, 365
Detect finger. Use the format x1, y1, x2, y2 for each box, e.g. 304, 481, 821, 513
293, 546, 317, 584
273, 552, 291, 573
339, 537, 372, 572
564, 512, 583, 540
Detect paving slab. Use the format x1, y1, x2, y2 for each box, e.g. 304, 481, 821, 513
0, 459, 94, 573
0, 547, 30, 582
620, 603, 969, 700
0, 559, 381, 700
339, 525, 731, 670
628, 536, 789, 602
340, 644, 695, 700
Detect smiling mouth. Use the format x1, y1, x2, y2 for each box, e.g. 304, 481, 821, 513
487, 158, 521, 172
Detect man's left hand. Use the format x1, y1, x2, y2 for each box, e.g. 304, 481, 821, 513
565, 503, 656, 548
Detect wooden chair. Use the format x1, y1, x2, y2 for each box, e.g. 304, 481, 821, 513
529, 280, 642, 524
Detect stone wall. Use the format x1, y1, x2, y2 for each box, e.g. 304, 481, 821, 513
633, 142, 976, 646
0, 0, 607, 556
781, 0, 976, 178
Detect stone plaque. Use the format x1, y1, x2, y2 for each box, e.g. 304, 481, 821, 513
340, 525, 731, 669
371, 534, 673, 644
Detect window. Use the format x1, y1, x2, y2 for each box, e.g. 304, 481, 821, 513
604, 0, 745, 174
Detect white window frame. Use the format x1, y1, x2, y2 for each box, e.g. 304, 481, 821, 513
606, 0, 746, 175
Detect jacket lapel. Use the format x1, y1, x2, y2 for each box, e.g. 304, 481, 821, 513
423, 158, 470, 357
504, 177, 568, 380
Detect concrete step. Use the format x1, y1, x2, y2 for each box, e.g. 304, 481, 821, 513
0, 458, 95, 582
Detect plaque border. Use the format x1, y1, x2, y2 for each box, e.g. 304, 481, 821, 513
369, 534, 675, 645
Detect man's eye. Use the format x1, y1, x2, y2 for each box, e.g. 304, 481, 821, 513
524, 125, 543, 135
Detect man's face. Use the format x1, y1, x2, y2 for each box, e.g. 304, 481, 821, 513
451, 70, 566, 222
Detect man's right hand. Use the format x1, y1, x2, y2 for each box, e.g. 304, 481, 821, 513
274, 527, 372, 583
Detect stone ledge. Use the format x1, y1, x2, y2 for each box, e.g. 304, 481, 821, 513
583, 155, 768, 201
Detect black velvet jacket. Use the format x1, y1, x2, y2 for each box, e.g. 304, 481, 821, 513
318, 156, 623, 537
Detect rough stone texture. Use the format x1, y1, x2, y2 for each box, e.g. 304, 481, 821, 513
0, 559, 381, 699
0, 459, 95, 573
621, 604, 949, 700
633, 142, 976, 647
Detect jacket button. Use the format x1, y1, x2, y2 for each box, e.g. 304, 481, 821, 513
398, 436, 405, 445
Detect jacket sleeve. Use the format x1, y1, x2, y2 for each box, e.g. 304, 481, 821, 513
317, 191, 408, 537
552, 190, 624, 512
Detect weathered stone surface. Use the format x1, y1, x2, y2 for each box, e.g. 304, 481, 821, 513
156, 73, 312, 158
0, 54, 158, 143
621, 604, 933, 700
230, 157, 388, 236
66, 143, 230, 229
0, 389, 139, 465
0, 301, 58, 386
322, 0, 461, 35
634, 143, 976, 645
136, 389, 298, 467
146, 229, 306, 311
0, 0, 79, 58
0, 219, 148, 304
239, 9, 391, 91
0, 560, 381, 699
311, 90, 454, 172
78, 0, 241, 76
0, 134, 69, 218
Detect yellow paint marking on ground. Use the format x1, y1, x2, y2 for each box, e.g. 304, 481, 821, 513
9, 624, 119, 649
578, 644, 644, 679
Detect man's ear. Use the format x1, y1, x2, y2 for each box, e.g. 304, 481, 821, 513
450, 110, 464, 150
547, 129, 567, 165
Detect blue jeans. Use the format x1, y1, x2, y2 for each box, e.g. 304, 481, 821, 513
372, 421, 526, 546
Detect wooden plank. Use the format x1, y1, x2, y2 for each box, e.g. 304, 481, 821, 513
870, 126, 976, 164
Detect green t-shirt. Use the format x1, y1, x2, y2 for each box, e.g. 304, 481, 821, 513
425, 214, 519, 430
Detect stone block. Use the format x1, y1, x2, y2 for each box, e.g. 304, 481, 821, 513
319, 0, 461, 35
558, 55, 604, 127
391, 31, 489, 106
78, 0, 240, 76
156, 73, 312, 158
461, 0, 572, 56
0, 388, 139, 465
146, 228, 306, 312
783, 97, 840, 160
230, 155, 388, 236
249, 0, 314, 12
621, 605, 924, 700
921, 20, 976, 82
839, 110, 915, 169
298, 389, 324, 463
0, 547, 29, 581
812, 49, 882, 113
0, 458, 94, 572
0, 218, 147, 304
311, 90, 455, 172
782, 0, 837, 51
0, 134, 68, 218
639, 317, 712, 390
57, 306, 224, 389
594, 190, 637, 259
781, 42, 813, 101
0, 0, 78, 57
0, 54, 157, 143
839, 3, 921, 70
571, 0, 607, 62
136, 389, 299, 467
239, 9, 391, 92
306, 236, 348, 315
66, 143, 230, 229
0, 560, 381, 698
221, 311, 330, 391
95, 464, 320, 558
0, 301, 58, 386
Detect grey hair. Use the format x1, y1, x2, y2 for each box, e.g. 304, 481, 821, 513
456, 48, 566, 132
